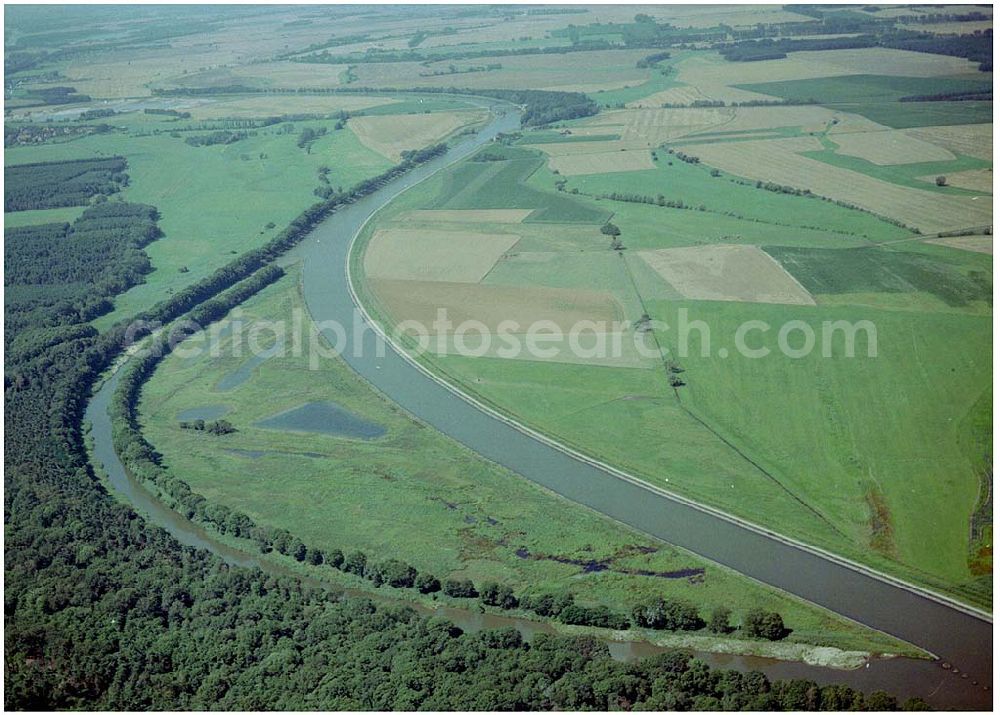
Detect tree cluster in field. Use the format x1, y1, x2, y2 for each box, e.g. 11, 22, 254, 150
77, 108, 117, 120
179, 418, 236, 435
670, 149, 701, 165
636, 51, 671, 68
4, 156, 128, 211
21, 85, 91, 106
296, 126, 327, 150
184, 130, 249, 147
4, 114, 926, 712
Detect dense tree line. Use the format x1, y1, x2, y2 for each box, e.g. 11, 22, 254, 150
882, 31, 993, 71
635, 50, 672, 68
5, 156, 128, 211
718, 35, 876, 61
4, 100, 923, 710
899, 89, 992, 102
718, 27, 992, 71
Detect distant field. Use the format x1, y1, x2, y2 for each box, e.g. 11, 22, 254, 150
159, 60, 349, 91
349, 110, 486, 161
764, 245, 992, 308
736, 74, 994, 128
831, 129, 956, 165
926, 235, 993, 255
431, 148, 611, 224
682, 136, 993, 233
364, 228, 518, 282
185, 94, 400, 119
371, 278, 625, 333
5, 114, 392, 327
402, 208, 533, 223
638, 244, 816, 305
351, 49, 654, 93
907, 123, 993, 161
547, 149, 656, 176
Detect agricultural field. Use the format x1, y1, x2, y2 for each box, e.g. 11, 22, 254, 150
352, 49, 654, 93
353, 72, 993, 606
349, 110, 487, 160
137, 267, 913, 660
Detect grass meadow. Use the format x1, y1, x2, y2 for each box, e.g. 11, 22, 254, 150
351, 132, 993, 608
137, 268, 915, 657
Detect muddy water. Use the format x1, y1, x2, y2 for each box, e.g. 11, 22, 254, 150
87, 98, 991, 708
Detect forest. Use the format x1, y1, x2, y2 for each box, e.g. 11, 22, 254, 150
5, 202, 162, 342
4, 157, 129, 211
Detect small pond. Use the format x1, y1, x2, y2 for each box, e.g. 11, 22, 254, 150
254, 401, 386, 440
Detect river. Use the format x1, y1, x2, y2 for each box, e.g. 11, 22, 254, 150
86, 98, 991, 708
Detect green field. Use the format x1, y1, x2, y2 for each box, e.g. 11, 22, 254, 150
544, 148, 915, 244
352, 133, 993, 607
138, 267, 914, 658
801, 144, 992, 196
737, 74, 994, 128
3, 205, 86, 227
431, 146, 611, 223
4, 110, 397, 328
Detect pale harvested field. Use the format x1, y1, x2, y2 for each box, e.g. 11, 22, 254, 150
832, 130, 956, 165
528, 140, 635, 157
548, 150, 657, 176
364, 229, 519, 283
675, 49, 987, 101
665, 5, 816, 27
349, 111, 486, 161
573, 107, 734, 145
925, 236, 993, 255
918, 169, 993, 193
638, 245, 816, 306
628, 85, 709, 108
906, 124, 993, 161
434, 330, 655, 369
352, 50, 651, 92
162, 61, 349, 91
401, 209, 533, 224
684, 136, 994, 234
371, 279, 626, 332
186, 95, 398, 119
